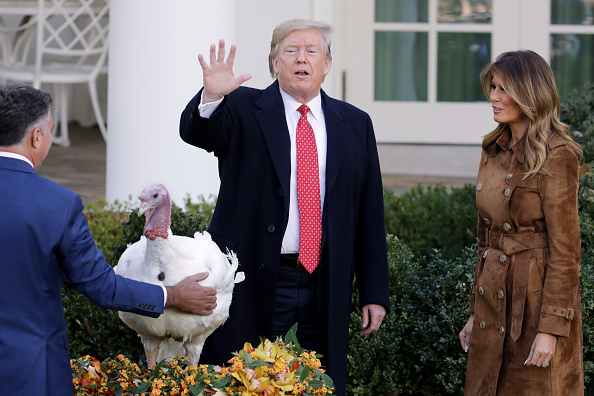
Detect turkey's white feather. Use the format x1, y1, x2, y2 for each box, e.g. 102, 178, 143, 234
115, 229, 243, 367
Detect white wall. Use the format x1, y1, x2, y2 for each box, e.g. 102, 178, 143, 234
106, 0, 234, 207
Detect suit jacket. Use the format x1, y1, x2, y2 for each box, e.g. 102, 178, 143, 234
0, 156, 165, 396
180, 81, 390, 396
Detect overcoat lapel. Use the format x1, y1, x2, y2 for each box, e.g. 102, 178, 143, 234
319, 90, 346, 250
321, 90, 346, 199
255, 82, 291, 211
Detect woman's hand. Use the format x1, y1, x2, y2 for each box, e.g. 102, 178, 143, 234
459, 314, 474, 352
524, 332, 557, 367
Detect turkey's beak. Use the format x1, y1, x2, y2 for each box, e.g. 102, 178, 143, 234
138, 202, 150, 216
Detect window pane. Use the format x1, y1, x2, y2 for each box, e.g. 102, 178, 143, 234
551, 0, 594, 25
375, 31, 428, 101
437, 32, 491, 101
438, 0, 492, 23
375, 0, 428, 23
551, 34, 594, 97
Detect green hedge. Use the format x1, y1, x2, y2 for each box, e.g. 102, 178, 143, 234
68, 174, 594, 395
561, 81, 594, 163
348, 238, 475, 395
383, 184, 477, 260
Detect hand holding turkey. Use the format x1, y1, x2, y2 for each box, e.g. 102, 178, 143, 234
165, 272, 217, 316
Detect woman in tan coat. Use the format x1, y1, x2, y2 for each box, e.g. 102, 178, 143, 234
458, 50, 584, 395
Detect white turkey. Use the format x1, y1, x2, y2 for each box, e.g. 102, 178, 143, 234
114, 183, 244, 368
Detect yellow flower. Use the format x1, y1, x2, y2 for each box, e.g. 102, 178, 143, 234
232, 367, 270, 395
272, 369, 298, 392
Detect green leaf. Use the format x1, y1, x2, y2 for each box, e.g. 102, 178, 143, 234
320, 372, 335, 387
132, 382, 149, 394
189, 383, 204, 395
299, 365, 310, 381
212, 376, 233, 388
284, 323, 301, 351
307, 379, 324, 388
247, 360, 271, 368
241, 349, 254, 364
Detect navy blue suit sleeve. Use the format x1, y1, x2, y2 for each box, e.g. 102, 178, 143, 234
59, 195, 164, 317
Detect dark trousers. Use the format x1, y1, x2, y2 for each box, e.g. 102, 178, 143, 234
272, 263, 328, 362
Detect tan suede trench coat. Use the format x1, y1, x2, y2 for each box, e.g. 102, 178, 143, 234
464, 129, 583, 395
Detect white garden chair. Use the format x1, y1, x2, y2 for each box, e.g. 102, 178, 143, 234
0, 0, 109, 147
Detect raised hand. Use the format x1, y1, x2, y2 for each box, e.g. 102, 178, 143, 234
198, 39, 252, 104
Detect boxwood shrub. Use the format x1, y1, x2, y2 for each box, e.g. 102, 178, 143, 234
561, 81, 594, 163
66, 169, 594, 394
383, 183, 477, 261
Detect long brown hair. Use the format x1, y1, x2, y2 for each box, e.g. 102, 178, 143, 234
480, 50, 582, 178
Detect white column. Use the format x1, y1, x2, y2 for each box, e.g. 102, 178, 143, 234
107, 0, 234, 207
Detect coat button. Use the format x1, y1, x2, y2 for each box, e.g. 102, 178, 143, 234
500, 254, 508, 263
504, 188, 510, 197
480, 321, 486, 329
258, 262, 265, 270
477, 183, 483, 191
507, 174, 513, 180
500, 326, 505, 335
498, 290, 504, 299
503, 222, 512, 231
478, 287, 484, 296
483, 249, 488, 258
267, 225, 275, 232
278, 188, 284, 196
483, 218, 491, 226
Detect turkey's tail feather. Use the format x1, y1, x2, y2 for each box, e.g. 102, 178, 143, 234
226, 249, 245, 284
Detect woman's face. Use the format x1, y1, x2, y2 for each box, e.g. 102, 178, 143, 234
489, 72, 529, 129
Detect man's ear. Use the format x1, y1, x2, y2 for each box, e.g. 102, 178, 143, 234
272, 57, 279, 75
29, 127, 43, 149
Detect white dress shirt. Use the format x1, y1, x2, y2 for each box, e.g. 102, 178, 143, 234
0, 151, 34, 168
197, 87, 327, 254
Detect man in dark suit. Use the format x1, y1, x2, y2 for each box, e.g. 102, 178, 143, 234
0, 83, 218, 396
180, 19, 390, 396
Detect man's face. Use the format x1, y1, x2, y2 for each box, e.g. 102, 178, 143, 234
272, 29, 331, 104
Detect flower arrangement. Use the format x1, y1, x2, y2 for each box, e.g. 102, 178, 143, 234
71, 325, 335, 396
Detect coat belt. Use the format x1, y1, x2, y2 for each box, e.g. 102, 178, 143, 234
485, 229, 549, 341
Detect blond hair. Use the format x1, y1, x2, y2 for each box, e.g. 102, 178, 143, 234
480, 50, 582, 178
268, 19, 333, 78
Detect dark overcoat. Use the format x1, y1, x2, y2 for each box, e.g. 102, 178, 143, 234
0, 156, 165, 396
179, 81, 390, 396
465, 130, 583, 395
